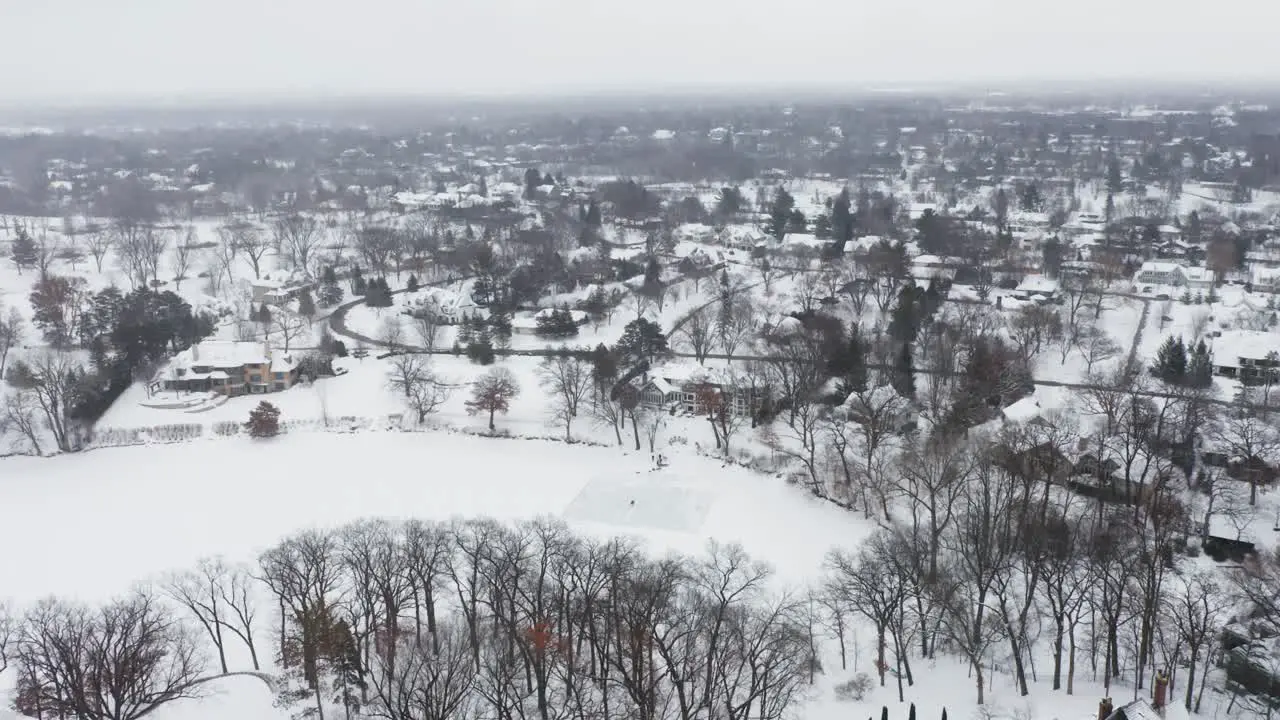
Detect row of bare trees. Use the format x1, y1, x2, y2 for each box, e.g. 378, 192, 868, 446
1, 519, 817, 720
256, 518, 816, 720
814, 409, 1270, 712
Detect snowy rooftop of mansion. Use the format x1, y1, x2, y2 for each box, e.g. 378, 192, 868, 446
1210, 329, 1280, 366
162, 340, 298, 377
250, 268, 311, 290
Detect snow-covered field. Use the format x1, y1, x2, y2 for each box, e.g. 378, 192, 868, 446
0, 430, 1192, 720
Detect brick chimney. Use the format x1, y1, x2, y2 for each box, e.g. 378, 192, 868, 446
1098, 698, 1114, 720
1153, 670, 1169, 713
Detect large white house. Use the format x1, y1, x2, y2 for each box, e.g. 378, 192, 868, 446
1210, 330, 1280, 382
1132, 261, 1216, 290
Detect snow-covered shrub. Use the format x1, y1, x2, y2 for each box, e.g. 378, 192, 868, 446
213, 420, 241, 437
834, 673, 875, 701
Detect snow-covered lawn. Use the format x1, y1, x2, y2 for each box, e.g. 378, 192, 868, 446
0, 428, 1197, 720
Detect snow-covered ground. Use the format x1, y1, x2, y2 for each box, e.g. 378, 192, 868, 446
0, 430, 1194, 720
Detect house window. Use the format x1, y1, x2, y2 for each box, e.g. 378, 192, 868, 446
249, 374, 262, 383
274, 372, 285, 379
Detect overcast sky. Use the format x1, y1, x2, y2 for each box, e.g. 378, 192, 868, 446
5, 0, 1280, 103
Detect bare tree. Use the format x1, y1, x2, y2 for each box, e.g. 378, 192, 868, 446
117, 225, 168, 288
0, 302, 23, 377
369, 619, 479, 720
273, 214, 322, 276
677, 306, 716, 364
13, 591, 205, 720
1076, 323, 1122, 374
3, 391, 44, 455
211, 226, 240, 289
5, 352, 83, 452
537, 353, 593, 441
257, 529, 343, 715
1009, 304, 1063, 365
379, 316, 405, 352
274, 311, 308, 353
387, 354, 452, 423
792, 271, 825, 314
466, 367, 521, 431
414, 308, 441, 352
84, 225, 115, 273
226, 223, 269, 280
170, 227, 196, 290
1166, 570, 1230, 713
164, 558, 234, 674
0, 599, 12, 675
1211, 404, 1280, 505
716, 300, 758, 360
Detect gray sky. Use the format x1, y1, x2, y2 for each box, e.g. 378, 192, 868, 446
5, 0, 1280, 103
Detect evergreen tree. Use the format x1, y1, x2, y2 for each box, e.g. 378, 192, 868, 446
1107, 154, 1124, 194
1152, 335, 1188, 383
585, 199, 602, 227
489, 307, 514, 348
616, 318, 669, 365
768, 187, 795, 241
813, 213, 833, 239
523, 167, 542, 199
406, 274, 419, 292
353, 275, 367, 296
1187, 339, 1213, 388
456, 314, 474, 343
888, 285, 921, 347
477, 174, 488, 197
892, 343, 916, 399
10, 225, 38, 273
246, 401, 281, 438
297, 288, 316, 319
1186, 210, 1202, 243
257, 303, 272, 327
831, 187, 854, 242
318, 281, 344, 307
467, 324, 495, 365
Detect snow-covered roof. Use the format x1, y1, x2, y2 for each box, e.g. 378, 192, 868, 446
1136, 261, 1184, 275
251, 269, 311, 289
184, 340, 268, 367
1211, 330, 1280, 367
785, 232, 824, 248
1180, 266, 1215, 282
1002, 396, 1042, 424
1015, 275, 1059, 294
648, 376, 679, 396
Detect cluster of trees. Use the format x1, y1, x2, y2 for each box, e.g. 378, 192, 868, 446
818, 395, 1280, 712
0, 520, 824, 720
535, 308, 581, 338
4, 286, 215, 453
1152, 336, 1214, 388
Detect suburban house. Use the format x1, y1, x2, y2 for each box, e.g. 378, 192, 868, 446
1210, 330, 1280, 382
161, 340, 301, 396
404, 286, 481, 324
638, 364, 765, 417
910, 254, 958, 282
1131, 261, 1216, 290
1012, 275, 1060, 301
1251, 265, 1280, 292
250, 270, 314, 305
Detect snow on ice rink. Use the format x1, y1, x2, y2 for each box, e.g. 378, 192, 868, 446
563, 471, 714, 533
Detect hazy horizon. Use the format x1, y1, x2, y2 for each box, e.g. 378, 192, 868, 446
6, 0, 1280, 106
